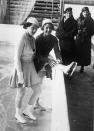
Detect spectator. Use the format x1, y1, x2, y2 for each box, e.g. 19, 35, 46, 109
75, 7, 94, 73
56, 7, 77, 65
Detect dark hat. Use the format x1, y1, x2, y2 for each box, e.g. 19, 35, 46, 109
82, 7, 89, 12
64, 7, 72, 13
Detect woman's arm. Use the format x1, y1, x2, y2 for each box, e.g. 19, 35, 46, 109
15, 34, 25, 84
16, 35, 25, 72
66, 21, 78, 38
53, 39, 62, 62
56, 20, 64, 40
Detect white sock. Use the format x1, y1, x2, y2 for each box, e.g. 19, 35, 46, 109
15, 107, 22, 115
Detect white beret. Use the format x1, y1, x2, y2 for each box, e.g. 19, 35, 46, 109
26, 17, 39, 27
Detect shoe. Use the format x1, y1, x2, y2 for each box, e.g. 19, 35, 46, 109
23, 109, 36, 121
15, 113, 26, 124
67, 62, 77, 76
34, 103, 46, 111
34, 98, 46, 111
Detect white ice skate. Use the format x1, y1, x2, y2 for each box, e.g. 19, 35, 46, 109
15, 113, 27, 124
23, 108, 36, 121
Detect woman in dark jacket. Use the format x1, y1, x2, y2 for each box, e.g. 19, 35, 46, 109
33, 18, 77, 111
34, 18, 77, 77
34, 19, 61, 78
56, 7, 77, 65
75, 7, 94, 73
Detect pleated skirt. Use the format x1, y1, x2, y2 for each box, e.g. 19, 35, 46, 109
9, 61, 42, 88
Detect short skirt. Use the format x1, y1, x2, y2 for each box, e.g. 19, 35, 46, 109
9, 61, 42, 88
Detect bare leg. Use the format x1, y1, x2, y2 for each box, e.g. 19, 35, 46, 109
23, 83, 42, 120
15, 87, 26, 108
28, 83, 41, 105
15, 86, 26, 123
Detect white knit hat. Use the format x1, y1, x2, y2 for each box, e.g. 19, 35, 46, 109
26, 17, 39, 27
42, 19, 54, 29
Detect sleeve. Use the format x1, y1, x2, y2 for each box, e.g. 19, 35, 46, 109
66, 20, 78, 38
89, 18, 94, 36
53, 38, 62, 60
33, 38, 36, 52
35, 36, 40, 55
31, 37, 36, 52
15, 34, 25, 73
56, 19, 78, 39
56, 20, 64, 40
56, 20, 71, 40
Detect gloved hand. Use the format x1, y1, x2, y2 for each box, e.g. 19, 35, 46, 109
17, 72, 24, 84
56, 58, 62, 64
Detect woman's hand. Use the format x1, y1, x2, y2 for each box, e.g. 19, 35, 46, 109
17, 72, 24, 84
56, 58, 62, 64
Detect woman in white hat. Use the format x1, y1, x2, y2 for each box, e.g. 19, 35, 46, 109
34, 18, 77, 77
33, 18, 77, 109
34, 18, 60, 74
9, 17, 42, 123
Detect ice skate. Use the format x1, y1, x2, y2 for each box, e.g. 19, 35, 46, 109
67, 62, 77, 76
54, 62, 77, 76
15, 113, 27, 124
23, 107, 36, 121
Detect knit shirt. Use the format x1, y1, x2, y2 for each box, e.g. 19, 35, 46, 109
15, 32, 35, 72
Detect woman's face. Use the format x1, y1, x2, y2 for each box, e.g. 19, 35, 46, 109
82, 11, 89, 18
27, 24, 38, 36
65, 11, 72, 19
43, 23, 53, 36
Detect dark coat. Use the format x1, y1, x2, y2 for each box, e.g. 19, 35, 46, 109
33, 33, 61, 72
56, 16, 77, 65
75, 16, 94, 66
56, 16, 77, 51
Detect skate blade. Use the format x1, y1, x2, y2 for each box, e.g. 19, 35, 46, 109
68, 62, 77, 77
23, 113, 37, 121
15, 117, 28, 125
69, 63, 77, 76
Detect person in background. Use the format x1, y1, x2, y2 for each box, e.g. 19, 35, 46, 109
56, 7, 77, 65
75, 7, 94, 73
9, 17, 42, 123
33, 18, 77, 110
